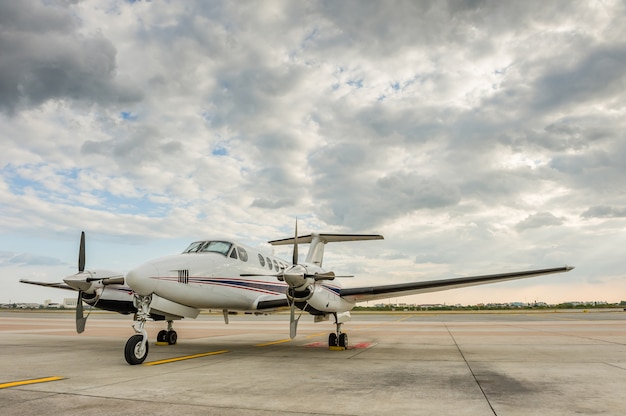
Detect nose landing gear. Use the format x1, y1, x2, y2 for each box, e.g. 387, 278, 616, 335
125, 294, 151, 365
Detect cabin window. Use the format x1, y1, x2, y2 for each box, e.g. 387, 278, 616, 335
258, 254, 265, 267
237, 247, 248, 262
273, 260, 279, 270
267, 257, 273, 270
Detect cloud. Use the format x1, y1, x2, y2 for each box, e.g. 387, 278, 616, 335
0, 251, 65, 267
516, 212, 566, 231
1, 0, 626, 304
581, 206, 626, 219
0, 1, 142, 114
533, 45, 626, 112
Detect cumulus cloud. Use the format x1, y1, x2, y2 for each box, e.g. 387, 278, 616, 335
581, 206, 626, 219
0, 1, 142, 114
516, 212, 566, 231
0, 251, 65, 267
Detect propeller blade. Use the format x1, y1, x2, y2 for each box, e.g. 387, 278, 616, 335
76, 291, 87, 334
292, 220, 298, 266
78, 231, 85, 273
289, 301, 298, 339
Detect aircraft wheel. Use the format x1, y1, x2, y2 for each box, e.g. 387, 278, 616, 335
157, 330, 168, 343
166, 330, 178, 345
328, 332, 338, 347
338, 333, 348, 349
125, 334, 149, 365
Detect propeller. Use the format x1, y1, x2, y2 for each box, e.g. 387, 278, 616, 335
288, 220, 300, 338
239, 221, 350, 338
63, 232, 125, 333
75, 231, 87, 333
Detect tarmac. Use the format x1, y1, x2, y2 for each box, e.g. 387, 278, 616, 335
1, 309, 625, 415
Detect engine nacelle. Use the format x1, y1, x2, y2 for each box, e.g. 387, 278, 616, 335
286, 283, 314, 303
300, 284, 355, 314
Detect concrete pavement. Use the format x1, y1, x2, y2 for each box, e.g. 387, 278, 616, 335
1, 310, 625, 415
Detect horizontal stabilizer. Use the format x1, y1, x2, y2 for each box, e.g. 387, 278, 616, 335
269, 233, 383, 246
269, 232, 383, 267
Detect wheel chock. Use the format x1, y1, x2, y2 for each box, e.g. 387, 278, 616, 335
329, 346, 346, 351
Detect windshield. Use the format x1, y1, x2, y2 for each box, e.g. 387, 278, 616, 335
183, 241, 204, 253
183, 241, 232, 256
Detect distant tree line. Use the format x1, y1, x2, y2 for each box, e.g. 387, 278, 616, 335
354, 301, 626, 312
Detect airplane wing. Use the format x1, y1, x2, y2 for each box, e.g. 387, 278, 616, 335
19, 279, 76, 292
339, 266, 574, 303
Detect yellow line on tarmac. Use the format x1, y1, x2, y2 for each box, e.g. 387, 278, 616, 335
305, 332, 328, 339
256, 332, 327, 347
0, 376, 65, 389
256, 339, 291, 347
143, 350, 229, 366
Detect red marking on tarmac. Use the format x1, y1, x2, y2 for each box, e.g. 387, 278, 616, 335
305, 341, 371, 349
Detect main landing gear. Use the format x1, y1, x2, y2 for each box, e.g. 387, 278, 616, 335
328, 313, 348, 349
157, 320, 178, 345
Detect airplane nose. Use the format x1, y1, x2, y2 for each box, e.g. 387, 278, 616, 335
126, 262, 159, 296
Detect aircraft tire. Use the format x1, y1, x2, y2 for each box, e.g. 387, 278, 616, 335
157, 330, 167, 343
338, 333, 348, 349
328, 332, 338, 347
124, 334, 149, 365
166, 330, 177, 345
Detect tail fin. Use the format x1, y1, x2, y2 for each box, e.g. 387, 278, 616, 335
269, 233, 383, 267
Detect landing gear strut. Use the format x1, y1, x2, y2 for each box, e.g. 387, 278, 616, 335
157, 320, 178, 345
125, 294, 151, 365
328, 313, 348, 349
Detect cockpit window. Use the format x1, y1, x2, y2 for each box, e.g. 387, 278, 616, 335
183, 241, 233, 256
183, 241, 204, 253
201, 241, 233, 255
237, 247, 248, 262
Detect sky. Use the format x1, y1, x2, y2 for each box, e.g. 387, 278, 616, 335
1, 0, 625, 306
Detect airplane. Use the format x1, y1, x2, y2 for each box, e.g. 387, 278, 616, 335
21, 228, 574, 365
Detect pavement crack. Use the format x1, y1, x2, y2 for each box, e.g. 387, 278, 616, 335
444, 322, 498, 416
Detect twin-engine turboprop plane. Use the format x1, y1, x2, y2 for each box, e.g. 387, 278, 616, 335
21, 229, 574, 365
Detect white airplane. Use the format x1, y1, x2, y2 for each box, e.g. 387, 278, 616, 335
21, 229, 574, 365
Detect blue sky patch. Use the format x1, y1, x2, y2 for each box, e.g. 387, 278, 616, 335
120, 111, 138, 121
212, 146, 228, 156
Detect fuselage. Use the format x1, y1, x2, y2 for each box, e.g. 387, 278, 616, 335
125, 239, 355, 314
